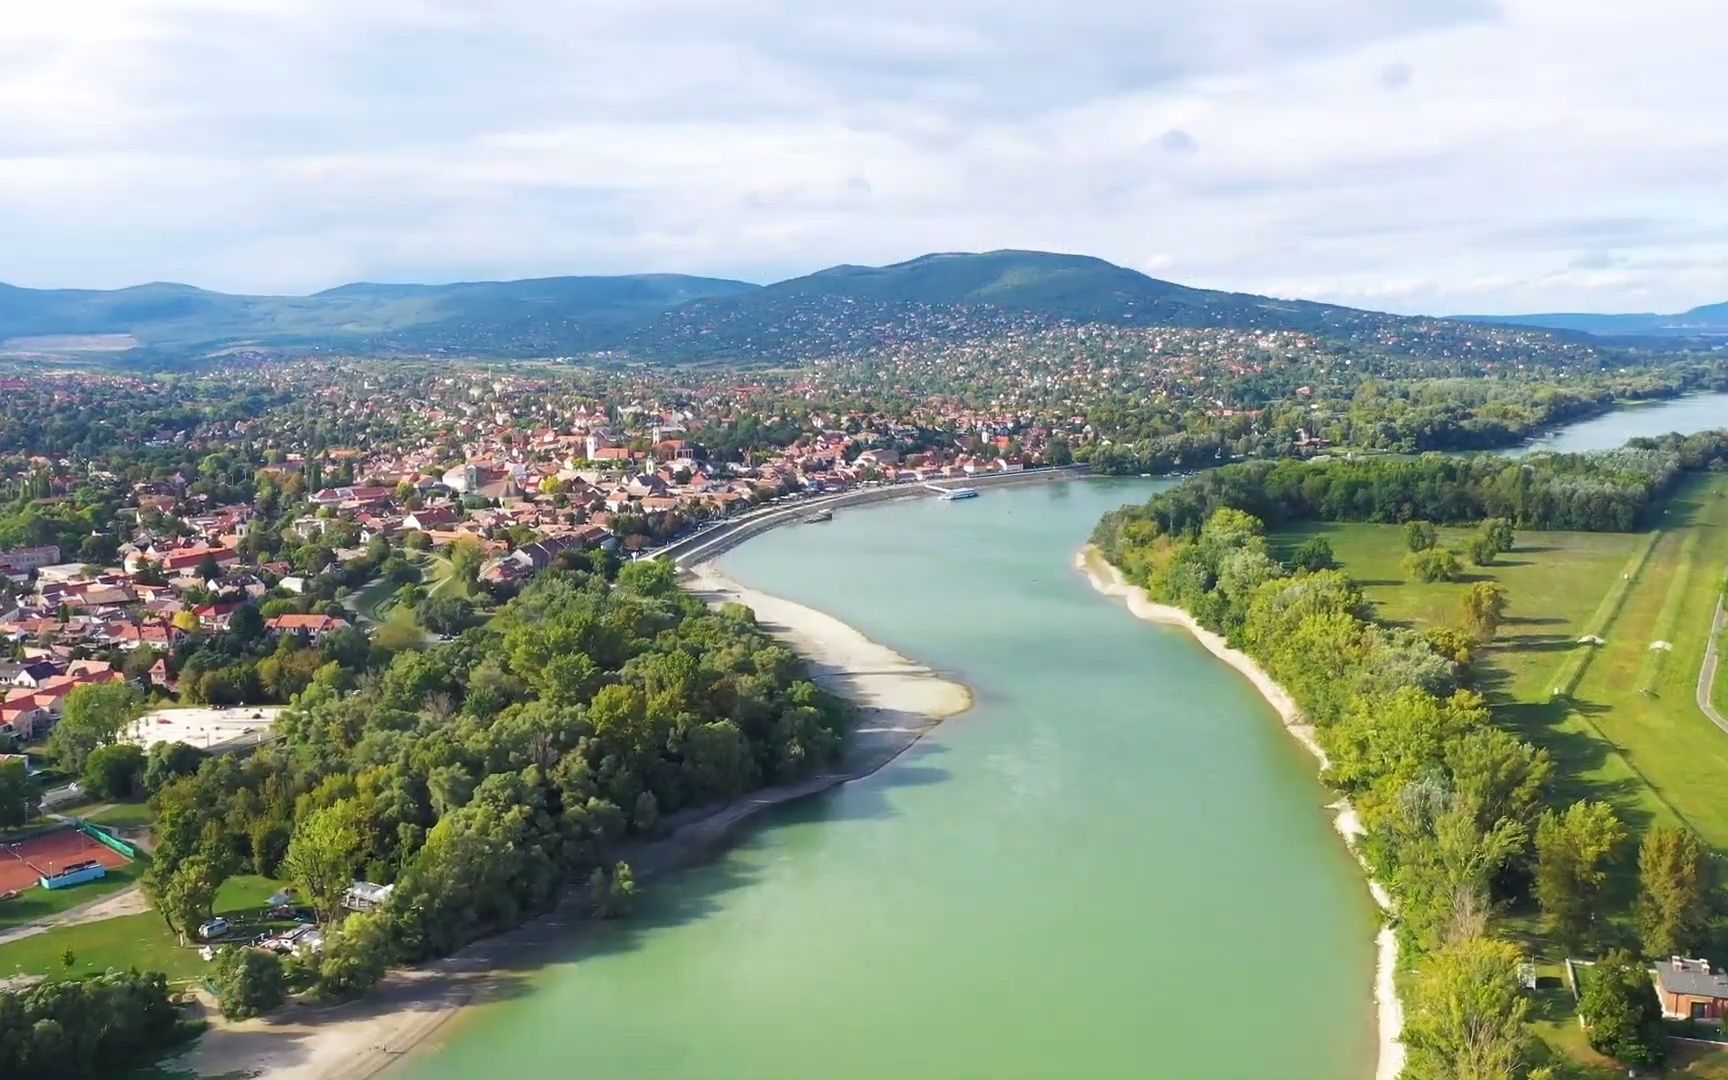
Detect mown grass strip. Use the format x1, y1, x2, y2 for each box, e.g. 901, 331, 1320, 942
1634, 528, 1701, 695
1549, 529, 1662, 699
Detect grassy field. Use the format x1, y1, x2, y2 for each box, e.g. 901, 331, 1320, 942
1561, 474, 1728, 847
1274, 473, 1728, 999
0, 874, 286, 983
1268, 521, 1639, 701
352, 573, 401, 620
85, 801, 156, 831
1273, 479, 1728, 848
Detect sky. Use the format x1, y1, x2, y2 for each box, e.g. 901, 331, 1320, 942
1, 0, 1724, 315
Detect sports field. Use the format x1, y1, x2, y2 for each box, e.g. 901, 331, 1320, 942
0, 826, 131, 894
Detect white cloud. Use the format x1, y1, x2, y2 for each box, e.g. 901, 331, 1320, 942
0, 0, 1722, 314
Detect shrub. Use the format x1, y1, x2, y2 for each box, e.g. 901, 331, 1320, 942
212, 946, 287, 1020
1403, 546, 1463, 583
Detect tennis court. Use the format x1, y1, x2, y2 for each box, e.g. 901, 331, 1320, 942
0, 827, 130, 893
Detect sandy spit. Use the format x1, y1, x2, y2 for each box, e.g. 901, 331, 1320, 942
175, 566, 971, 1080
1076, 546, 1404, 1080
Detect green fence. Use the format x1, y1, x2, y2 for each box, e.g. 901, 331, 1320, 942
75, 821, 139, 859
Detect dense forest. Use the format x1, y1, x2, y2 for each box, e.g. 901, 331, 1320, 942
1093, 431, 1728, 543
0, 971, 186, 1078
139, 557, 845, 996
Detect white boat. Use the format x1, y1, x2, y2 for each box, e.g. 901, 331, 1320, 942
939, 487, 978, 501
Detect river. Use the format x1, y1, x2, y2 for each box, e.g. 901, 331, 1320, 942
1503, 390, 1728, 455
401, 478, 1377, 1080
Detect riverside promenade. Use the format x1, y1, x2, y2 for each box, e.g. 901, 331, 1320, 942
660, 464, 1092, 569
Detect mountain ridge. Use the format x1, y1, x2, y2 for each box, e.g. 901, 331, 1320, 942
0, 249, 1699, 362
1458, 300, 1728, 337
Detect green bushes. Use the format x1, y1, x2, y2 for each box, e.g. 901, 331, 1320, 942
0, 969, 183, 1078
1403, 546, 1463, 583
211, 946, 287, 1020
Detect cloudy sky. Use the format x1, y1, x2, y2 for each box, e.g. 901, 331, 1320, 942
2, 0, 1723, 314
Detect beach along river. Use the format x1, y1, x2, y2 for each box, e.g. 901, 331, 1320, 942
400, 478, 1377, 1080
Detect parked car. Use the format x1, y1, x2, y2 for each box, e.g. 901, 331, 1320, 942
197, 917, 230, 940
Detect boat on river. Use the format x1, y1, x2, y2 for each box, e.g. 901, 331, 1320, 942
939, 486, 978, 501
803, 509, 833, 523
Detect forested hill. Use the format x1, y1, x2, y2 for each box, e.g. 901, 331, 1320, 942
0, 249, 1606, 364
1460, 300, 1728, 338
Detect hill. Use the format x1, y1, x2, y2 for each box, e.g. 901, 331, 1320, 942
1460, 300, 1728, 338
0, 250, 1612, 363
0, 274, 757, 356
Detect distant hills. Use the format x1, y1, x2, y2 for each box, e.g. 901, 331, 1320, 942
0, 249, 1704, 364
1460, 301, 1728, 338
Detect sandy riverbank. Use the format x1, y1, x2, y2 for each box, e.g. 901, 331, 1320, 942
176, 565, 971, 1080
1076, 545, 1404, 1080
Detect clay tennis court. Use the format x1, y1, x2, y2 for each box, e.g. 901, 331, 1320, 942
0, 827, 130, 893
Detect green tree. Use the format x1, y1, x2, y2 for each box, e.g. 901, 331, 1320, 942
590, 860, 636, 918
81, 742, 145, 800
0, 755, 39, 828
1403, 934, 1533, 1080
1534, 801, 1624, 947
372, 605, 423, 653
1637, 826, 1712, 957
153, 854, 221, 942
142, 742, 206, 795
1404, 519, 1439, 552
212, 946, 287, 1020
282, 800, 365, 923
1466, 531, 1500, 566
1288, 535, 1337, 572
449, 536, 484, 593
1461, 582, 1509, 642
48, 681, 143, 773
1484, 517, 1515, 552
617, 557, 677, 598
316, 910, 396, 998
417, 595, 473, 637
1578, 949, 1666, 1068
1404, 546, 1463, 583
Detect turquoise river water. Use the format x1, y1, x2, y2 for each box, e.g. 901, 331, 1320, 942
402, 478, 1378, 1080
1502, 391, 1728, 455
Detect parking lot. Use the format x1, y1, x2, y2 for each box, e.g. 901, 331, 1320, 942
124, 705, 286, 753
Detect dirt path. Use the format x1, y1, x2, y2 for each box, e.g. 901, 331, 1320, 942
0, 884, 149, 946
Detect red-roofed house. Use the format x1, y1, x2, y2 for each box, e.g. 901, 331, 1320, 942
264, 613, 350, 641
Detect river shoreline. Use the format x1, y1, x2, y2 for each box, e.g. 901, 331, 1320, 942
1075, 545, 1404, 1080
175, 561, 971, 1080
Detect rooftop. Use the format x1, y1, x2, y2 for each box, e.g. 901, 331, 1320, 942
1657, 957, 1728, 999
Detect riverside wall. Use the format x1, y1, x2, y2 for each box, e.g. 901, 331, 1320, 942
664, 464, 1092, 568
